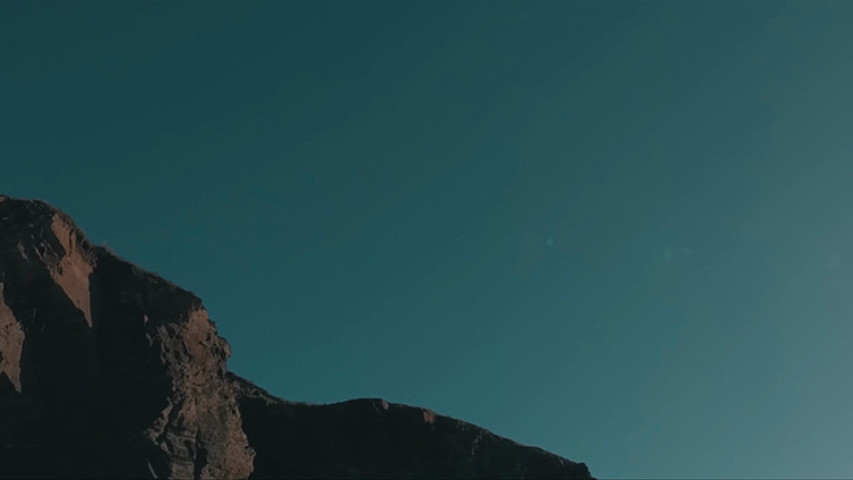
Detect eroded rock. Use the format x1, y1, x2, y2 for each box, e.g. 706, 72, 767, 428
0, 197, 252, 479
0, 195, 593, 479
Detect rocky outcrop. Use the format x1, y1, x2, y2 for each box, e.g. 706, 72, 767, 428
0, 195, 593, 479
0, 195, 253, 479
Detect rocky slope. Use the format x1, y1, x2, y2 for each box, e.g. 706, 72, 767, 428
0, 195, 594, 479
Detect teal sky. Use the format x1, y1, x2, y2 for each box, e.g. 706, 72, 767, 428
3, 1, 853, 478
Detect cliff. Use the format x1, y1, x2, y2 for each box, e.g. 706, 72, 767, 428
0, 195, 593, 479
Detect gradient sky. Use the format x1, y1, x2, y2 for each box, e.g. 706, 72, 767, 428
3, 1, 853, 478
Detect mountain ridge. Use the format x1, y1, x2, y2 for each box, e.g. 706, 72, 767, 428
0, 194, 593, 479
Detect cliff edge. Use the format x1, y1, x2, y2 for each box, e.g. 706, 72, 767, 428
0, 195, 593, 479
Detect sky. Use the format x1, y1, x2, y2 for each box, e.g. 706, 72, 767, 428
3, 1, 853, 478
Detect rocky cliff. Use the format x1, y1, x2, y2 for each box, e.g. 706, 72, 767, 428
0, 195, 593, 479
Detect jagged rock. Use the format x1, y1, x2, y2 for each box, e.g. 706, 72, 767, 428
0, 196, 253, 479
0, 195, 593, 479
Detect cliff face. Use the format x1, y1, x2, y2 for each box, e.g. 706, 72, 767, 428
0, 195, 593, 479
0, 196, 253, 479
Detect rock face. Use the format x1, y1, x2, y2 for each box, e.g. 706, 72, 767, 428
0, 195, 594, 479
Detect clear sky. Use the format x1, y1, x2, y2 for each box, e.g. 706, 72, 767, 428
3, 1, 853, 478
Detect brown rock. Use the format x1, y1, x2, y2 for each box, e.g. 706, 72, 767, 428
0, 197, 252, 479
0, 195, 594, 479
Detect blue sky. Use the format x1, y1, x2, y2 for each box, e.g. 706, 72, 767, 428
3, 1, 853, 478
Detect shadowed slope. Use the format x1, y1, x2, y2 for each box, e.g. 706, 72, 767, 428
0, 195, 593, 479
231, 374, 593, 479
